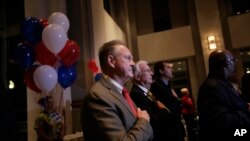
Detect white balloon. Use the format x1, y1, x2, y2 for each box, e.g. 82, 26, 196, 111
48, 12, 70, 32
42, 24, 68, 54
33, 65, 58, 92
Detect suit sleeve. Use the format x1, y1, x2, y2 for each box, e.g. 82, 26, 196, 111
81, 90, 153, 141
198, 81, 250, 129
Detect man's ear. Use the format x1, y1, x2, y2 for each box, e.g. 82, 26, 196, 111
107, 55, 115, 68
135, 73, 141, 81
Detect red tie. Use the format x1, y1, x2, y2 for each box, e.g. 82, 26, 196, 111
122, 87, 137, 116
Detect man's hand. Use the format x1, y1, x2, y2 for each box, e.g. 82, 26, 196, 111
137, 108, 150, 121
157, 101, 166, 109
157, 101, 171, 113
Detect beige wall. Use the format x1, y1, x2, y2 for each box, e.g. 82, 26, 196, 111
24, 0, 66, 19
137, 26, 195, 63
228, 13, 250, 49
27, 89, 41, 141
134, 0, 154, 35
195, 0, 225, 74
90, 0, 126, 67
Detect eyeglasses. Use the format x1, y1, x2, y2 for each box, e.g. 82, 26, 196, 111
227, 58, 237, 63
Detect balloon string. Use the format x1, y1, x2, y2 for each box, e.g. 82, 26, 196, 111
58, 86, 63, 113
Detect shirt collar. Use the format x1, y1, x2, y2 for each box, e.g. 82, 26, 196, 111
105, 74, 123, 94
136, 84, 148, 96
161, 77, 169, 86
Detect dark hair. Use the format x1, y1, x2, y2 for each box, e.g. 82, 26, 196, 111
98, 40, 126, 69
153, 61, 165, 79
38, 96, 53, 108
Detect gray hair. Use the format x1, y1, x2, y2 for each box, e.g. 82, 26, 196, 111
133, 60, 148, 79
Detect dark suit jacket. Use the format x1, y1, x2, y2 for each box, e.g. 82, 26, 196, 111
81, 76, 153, 141
130, 84, 170, 141
197, 76, 250, 141
150, 79, 185, 141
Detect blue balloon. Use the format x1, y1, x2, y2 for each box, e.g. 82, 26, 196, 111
95, 73, 103, 82
14, 42, 35, 69
21, 17, 43, 45
58, 65, 77, 89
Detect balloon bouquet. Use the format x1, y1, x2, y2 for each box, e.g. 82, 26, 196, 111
15, 12, 80, 94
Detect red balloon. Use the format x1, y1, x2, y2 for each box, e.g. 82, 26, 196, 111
35, 41, 57, 66
87, 59, 99, 73
24, 66, 41, 93
58, 40, 80, 66
39, 18, 48, 27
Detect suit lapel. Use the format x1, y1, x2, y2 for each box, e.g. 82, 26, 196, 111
133, 85, 153, 101
100, 77, 137, 118
216, 79, 239, 97
215, 79, 249, 109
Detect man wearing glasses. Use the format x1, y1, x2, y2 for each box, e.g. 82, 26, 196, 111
197, 49, 250, 141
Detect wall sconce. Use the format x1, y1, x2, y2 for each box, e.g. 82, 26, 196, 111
208, 35, 217, 50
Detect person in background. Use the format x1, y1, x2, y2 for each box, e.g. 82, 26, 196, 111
180, 88, 197, 141
197, 49, 250, 141
150, 61, 185, 141
34, 96, 65, 141
130, 60, 170, 141
81, 40, 153, 141
241, 73, 250, 103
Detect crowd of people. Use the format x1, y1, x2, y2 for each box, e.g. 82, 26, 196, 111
80, 40, 189, 141
34, 40, 250, 141
80, 40, 153, 141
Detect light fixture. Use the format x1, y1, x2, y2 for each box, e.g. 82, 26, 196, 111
208, 35, 217, 50
246, 68, 250, 74
9, 80, 15, 89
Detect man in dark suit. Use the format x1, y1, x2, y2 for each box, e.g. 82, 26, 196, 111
197, 49, 250, 141
241, 73, 250, 103
81, 40, 153, 141
150, 61, 185, 141
130, 60, 170, 141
